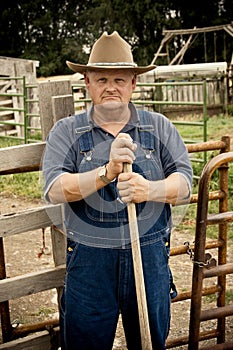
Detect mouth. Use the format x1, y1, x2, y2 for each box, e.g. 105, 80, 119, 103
102, 96, 121, 101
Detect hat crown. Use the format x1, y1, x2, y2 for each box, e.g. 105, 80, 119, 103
88, 31, 136, 67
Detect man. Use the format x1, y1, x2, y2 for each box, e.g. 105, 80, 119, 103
43, 31, 192, 350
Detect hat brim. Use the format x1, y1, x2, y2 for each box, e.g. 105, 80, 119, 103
66, 61, 156, 75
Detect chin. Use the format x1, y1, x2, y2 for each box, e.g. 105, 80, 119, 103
95, 101, 128, 112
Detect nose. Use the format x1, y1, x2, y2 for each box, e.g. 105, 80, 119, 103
105, 81, 116, 92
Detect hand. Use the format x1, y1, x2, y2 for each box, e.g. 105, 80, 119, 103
117, 172, 149, 203
107, 133, 137, 179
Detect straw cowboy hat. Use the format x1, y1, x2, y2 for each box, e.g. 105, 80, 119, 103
66, 31, 156, 75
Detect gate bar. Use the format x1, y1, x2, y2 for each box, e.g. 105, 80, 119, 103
188, 152, 233, 349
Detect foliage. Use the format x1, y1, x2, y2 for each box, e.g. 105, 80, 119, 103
0, 0, 232, 76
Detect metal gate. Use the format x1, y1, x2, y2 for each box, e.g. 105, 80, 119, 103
189, 151, 233, 349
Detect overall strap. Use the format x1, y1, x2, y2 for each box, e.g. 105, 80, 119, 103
74, 113, 94, 153
138, 110, 155, 150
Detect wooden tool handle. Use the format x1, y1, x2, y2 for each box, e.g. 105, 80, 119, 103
123, 163, 152, 350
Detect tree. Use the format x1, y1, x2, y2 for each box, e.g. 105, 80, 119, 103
0, 0, 232, 76
0, 0, 92, 76
0, 1, 25, 58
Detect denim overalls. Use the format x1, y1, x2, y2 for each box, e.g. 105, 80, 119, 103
60, 109, 176, 350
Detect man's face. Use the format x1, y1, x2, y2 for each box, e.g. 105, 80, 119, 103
84, 69, 137, 105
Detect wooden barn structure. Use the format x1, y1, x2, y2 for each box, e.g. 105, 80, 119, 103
0, 80, 233, 349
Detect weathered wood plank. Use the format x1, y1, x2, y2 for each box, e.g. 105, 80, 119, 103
39, 80, 72, 140
0, 204, 63, 237
52, 94, 74, 123
50, 226, 66, 267
0, 330, 52, 350
0, 265, 65, 302
0, 143, 45, 175
50, 225, 66, 303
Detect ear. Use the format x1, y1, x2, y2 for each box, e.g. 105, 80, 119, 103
83, 72, 90, 88
132, 74, 137, 89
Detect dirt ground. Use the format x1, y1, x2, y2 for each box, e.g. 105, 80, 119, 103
0, 193, 233, 349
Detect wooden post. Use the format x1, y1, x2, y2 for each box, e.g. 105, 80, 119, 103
0, 238, 12, 342
50, 222, 66, 303
39, 80, 73, 140
50, 94, 75, 302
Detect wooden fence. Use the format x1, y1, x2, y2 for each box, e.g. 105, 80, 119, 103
0, 80, 232, 349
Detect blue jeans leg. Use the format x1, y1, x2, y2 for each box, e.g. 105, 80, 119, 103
61, 244, 119, 350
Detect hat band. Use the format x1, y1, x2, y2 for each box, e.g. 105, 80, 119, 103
87, 62, 138, 67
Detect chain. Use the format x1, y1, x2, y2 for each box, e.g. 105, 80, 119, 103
184, 241, 217, 268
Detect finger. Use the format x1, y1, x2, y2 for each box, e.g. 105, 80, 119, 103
115, 138, 135, 151
112, 148, 135, 163
119, 193, 132, 203
115, 135, 137, 151
117, 182, 134, 202
118, 173, 132, 182
117, 182, 128, 192
117, 132, 132, 140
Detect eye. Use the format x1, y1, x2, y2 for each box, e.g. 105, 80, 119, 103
115, 78, 127, 86
97, 77, 107, 83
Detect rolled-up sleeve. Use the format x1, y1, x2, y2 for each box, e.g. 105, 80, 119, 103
42, 118, 77, 201
153, 112, 193, 192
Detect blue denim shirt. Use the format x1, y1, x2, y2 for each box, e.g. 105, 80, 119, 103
43, 103, 192, 248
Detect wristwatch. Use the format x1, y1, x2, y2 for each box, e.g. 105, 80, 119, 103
98, 164, 112, 184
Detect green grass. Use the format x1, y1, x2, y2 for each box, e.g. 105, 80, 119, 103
0, 138, 24, 148
203, 290, 233, 305
31, 307, 57, 318
0, 172, 42, 199
172, 112, 233, 143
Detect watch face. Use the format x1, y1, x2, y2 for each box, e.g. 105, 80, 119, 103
99, 165, 111, 184
99, 165, 106, 177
